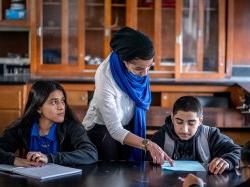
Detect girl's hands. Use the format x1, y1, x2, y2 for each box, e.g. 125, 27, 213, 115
14, 157, 41, 167
26, 151, 48, 165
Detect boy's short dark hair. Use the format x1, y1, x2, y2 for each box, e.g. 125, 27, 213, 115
172, 96, 203, 117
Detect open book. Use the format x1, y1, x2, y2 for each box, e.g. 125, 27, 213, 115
0, 163, 82, 180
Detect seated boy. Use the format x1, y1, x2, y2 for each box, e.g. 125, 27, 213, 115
151, 96, 241, 174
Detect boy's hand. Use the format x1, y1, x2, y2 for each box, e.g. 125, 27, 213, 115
147, 141, 173, 165
209, 157, 229, 174
14, 157, 41, 167
26, 151, 48, 165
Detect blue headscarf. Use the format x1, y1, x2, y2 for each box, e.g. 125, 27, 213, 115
110, 52, 151, 161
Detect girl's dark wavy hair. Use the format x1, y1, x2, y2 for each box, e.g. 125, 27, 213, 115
16, 80, 79, 128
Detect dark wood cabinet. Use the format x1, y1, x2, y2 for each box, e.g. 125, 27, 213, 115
0, 85, 27, 133
135, 0, 176, 78
128, 0, 226, 79
0, 0, 249, 79
227, 0, 250, 77
29, 0, 227, 79
0, 0, 30, 76
175, 0, 226, 79
31, 0, 134, 76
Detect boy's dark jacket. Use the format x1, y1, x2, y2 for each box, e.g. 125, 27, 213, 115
0, 119, 98, 165
151, 116, 241, 170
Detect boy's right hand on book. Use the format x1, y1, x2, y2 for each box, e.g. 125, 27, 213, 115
147, 141, 173, 166
14, 157, 41, 167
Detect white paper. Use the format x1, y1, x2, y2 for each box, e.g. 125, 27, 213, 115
162, 160, 206, 171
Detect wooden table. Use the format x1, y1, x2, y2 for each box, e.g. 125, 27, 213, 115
0, 161, 249, 187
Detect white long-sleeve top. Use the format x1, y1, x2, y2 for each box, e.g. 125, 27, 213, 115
82, 56, 135, 144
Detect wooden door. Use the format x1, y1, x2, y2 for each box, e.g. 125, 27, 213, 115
0, 85, 26, 133
32, 0, 85, 76
175, 0, 226, 79
227, 0, 250, 77
85, 0, 128, 69
135, 0, 176, 78
31, 0, 132, 76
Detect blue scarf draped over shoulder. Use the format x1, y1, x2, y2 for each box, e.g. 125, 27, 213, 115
109, 52, 151, 161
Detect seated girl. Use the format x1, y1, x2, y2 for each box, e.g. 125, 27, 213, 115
0, 80, 98, 167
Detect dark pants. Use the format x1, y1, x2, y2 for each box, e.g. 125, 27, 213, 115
87, 124, 132, 161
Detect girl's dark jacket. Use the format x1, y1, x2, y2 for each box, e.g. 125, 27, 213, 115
0, 119, 98, 165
